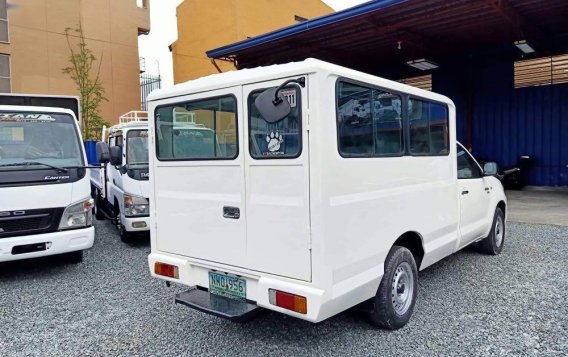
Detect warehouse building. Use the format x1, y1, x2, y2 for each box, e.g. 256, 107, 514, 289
207, 0, 568, 186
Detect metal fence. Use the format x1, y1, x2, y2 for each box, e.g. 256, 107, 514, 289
140, 73, 161, 111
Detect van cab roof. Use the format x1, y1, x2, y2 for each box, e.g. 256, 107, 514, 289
147, 58, 453, 106
0, 105, 76, 117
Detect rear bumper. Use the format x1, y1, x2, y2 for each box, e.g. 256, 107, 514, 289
148, 252, 381, 323
0, 227, 94, 262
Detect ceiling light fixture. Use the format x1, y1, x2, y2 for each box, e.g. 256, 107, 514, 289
514, 40, 535, 54
407, 59, 438, 71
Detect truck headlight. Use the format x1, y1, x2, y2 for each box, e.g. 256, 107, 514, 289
124, 194, 149, 217
59, 198, 94, 230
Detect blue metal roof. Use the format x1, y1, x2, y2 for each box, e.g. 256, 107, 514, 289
206, 0, 407, 59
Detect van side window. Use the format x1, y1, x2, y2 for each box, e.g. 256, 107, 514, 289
408, 98, 449, 155
248, 86, 301, 159
154, 95, 238, 160
336, 81, 403, 157
457, 145, 482, 179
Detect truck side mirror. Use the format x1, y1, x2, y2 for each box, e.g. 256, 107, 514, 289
483, 162, 498, 176
109, 146, 122, 166
96, 141, 110, 164
254, 77, 305, 123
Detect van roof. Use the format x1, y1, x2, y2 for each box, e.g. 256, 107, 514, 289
147, 58, 453, 106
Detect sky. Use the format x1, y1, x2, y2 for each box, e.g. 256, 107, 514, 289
138, 0, 369, 87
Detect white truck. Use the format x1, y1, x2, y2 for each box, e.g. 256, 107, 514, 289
90, 111, 151, 242
0, 94, 94, 263
146, 59, 507, 329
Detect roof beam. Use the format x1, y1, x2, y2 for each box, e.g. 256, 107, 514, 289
483, 0, 545, 40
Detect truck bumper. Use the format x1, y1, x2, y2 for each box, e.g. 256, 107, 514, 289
148, 252, 381, 323
122, 215, 150, 232
0, 226, 94, 263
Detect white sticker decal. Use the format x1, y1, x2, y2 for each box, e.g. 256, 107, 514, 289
266, 131, 284, 153
280, 89, 297, 108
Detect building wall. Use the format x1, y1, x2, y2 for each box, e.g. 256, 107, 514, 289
433, 63, 568, 187
171, 0, 333, 83
1, 0, 150, 124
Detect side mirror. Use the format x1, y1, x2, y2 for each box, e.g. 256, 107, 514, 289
109, 146, 122, 166
96, 141, 110, 164
483, 162, 499, 176
254, 77, 305, 123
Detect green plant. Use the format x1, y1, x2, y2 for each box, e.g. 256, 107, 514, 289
62, 25, 108, 141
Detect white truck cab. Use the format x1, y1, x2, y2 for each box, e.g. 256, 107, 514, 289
91, 111, 151, 242
146, 59, 507, 329
0, 100, 94, 263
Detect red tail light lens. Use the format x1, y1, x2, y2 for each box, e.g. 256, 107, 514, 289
154, 262, 179, 279
268, 289, 307, 314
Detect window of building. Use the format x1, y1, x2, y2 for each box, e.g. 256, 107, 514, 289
398, 74, 432, 91
0, 54, 10, 93
0, 0, 8, 43
136, 0, 148, 9
514, 54, 568, 88
155, 96, 238, 160
249, 87, 302, 159
337, 81, 403, 157
408, 98, 449, 155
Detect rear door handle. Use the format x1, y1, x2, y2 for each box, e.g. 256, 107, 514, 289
461, 190, 469, 195
223, 206, 240, 219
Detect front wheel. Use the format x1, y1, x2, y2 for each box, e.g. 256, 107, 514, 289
93, 191, 106, 220
115, 209, 132, 243
367, 246, 418, 329
478, 208, 505, 255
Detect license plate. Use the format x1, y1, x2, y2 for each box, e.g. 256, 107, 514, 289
208, 272, 246, 300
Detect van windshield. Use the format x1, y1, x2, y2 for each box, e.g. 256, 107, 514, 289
0, 112, 84, 170
126, 129, 149, 166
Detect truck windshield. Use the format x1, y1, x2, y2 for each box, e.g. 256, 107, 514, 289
126, 129, 148, 166
0, 112, 84, 170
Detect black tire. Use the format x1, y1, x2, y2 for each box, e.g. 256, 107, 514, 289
94, 191, 106, 221
115, 208, 132, 243
61, 250, 83, 264
478, 208, 505, 255
368, 246, 418, 330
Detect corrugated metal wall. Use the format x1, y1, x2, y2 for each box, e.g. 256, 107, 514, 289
434, 62, 568, 187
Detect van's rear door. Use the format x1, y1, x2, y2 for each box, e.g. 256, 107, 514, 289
243, 77, 311, 281
154, 87, 247, 267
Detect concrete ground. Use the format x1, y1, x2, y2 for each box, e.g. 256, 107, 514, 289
506, 187, 568, 226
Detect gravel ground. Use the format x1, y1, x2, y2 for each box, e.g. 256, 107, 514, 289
0, 220, 567, 357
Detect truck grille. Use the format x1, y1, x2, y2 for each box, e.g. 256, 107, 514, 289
0, 208, 64, 238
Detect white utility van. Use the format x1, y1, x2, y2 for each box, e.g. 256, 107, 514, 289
0, 95, 94, 263
91, 111, 151, 242
146, 59, 507, 329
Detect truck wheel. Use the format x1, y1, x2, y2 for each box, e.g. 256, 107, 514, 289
115, 209, 132, 243
478, 208, 505, 255
94, 191, 106, 220
61, 250, 83, 264
368, 246, 418, 330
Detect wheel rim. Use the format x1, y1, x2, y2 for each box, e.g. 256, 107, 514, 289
116, 212, 124, 234
391, 262, 414, 316
495, 215, 504, 247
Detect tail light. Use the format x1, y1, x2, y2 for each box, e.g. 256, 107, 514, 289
268, 289, 307, 314
154, 262, 179, 279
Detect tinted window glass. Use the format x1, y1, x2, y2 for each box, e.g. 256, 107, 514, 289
155, 96, 238, 160
337, 81, 403, 156
457, 145, 482, 179
0, 112, 84, 168
249, 86, 301, 158
408, 98, 449, 155
126, 130, 148, 165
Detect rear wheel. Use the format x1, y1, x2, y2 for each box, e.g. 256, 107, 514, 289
478, 208, 505, 255
368, 246, 418, 329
